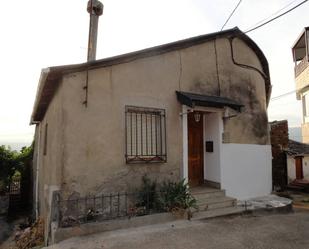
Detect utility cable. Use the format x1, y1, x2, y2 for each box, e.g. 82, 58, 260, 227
270, 90, 297, 101
268, 101, 298, 107
245, 0, 299, 31
221, 0, 243, 31
245, 0, 309, 33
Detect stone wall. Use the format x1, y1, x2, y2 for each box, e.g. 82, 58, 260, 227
270, 120, 289, 190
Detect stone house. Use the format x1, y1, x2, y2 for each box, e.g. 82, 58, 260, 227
31, 27, 272, 227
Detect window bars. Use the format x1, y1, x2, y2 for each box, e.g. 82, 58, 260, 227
125, 106, 167, 163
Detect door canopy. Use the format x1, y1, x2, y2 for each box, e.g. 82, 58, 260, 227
176, 91, 243, 112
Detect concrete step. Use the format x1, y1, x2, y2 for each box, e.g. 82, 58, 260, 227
191, 206, 245, 220
190, 186, 223, 194
193, 190, 226, 201
196, 196, 236, 211
287, 185, 305, 191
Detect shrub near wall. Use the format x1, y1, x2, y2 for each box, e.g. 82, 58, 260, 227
137, 176, 197, 216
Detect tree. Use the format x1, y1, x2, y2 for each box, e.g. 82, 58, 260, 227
0, 143, 33, 194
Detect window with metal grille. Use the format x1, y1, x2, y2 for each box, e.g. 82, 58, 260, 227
125, 106, 167, 163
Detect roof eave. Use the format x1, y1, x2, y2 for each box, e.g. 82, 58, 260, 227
30, 68, 51, 124
292, 27, 309, 50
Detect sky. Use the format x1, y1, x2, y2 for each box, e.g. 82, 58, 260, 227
0, 0, 308, 148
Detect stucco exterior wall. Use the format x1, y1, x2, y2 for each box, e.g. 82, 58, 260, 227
287, 156, 296, 182
32, 125, 39, 217
35, 36, 270, 200
60, 53, 182, 196
303, 156, 309, 179
219, 38, 268, 145
33, 81, 64, 220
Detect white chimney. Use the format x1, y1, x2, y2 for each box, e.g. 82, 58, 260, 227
87, 0, 103, 62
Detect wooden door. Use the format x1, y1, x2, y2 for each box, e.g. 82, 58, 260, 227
295, 156, 304, 180
188, 112, 204, 187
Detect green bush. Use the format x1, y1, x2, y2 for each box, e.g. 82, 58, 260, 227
136, 176, 197, 212
136, 175, 159, 210
0, 143, 33, 194
158, 179, 197, 211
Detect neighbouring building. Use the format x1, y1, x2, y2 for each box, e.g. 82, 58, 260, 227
286, 140, 309, 183
270, 120, 288, 190
31, 26, 273, 239
292, 27, 309, 143
270, 119, 309, 188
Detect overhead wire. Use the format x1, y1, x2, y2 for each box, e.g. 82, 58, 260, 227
269, 101, 299, 107
220, 1, 308, 102
245, 0, 309, 33
245, 0, 299, 31
270, 90, 297, 101
221, 0, 242, 31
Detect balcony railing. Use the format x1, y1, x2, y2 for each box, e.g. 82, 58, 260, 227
295, 55, 308, 77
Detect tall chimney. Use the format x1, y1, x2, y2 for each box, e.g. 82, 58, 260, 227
87, 0, 103, 62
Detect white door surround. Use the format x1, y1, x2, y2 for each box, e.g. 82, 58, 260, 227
181, 105, 224, 184
180, 104, 272, 199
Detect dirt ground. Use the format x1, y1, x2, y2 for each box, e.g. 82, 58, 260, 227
0, 216, 12, 244
45, 209, 309, 249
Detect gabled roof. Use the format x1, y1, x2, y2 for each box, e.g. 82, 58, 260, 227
285, 139, 309, 156
176, 91, 243, 112
31, 27, 271, 123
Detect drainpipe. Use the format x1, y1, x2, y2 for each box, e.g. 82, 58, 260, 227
34, 122, 41, 219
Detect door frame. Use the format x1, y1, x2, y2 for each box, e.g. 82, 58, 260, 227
295, 156, 304, 180
187, 111, 204, 186
181, 105, 224, 183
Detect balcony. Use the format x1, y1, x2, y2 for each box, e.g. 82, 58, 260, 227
293, 28, 309, 94
295, 55, 308, 78
295, 63, 309, 95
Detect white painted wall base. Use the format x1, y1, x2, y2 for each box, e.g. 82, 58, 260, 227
287, 155, 309, 182
287, 156, 296, 183
204, 112, 222, 183
220, 144, 272, 200
181, 105, 188, 182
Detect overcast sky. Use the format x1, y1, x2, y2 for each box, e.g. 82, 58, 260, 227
0, 0, 308, 146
